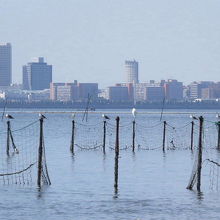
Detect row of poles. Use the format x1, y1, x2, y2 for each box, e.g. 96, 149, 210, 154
69, 116, 220, 193
4, 115, 220, 191
69, 118, 220, 154
6, 114, 220, 191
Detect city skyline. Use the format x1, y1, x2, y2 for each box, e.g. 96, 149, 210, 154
1, 0, 220, 87
1, 42, 220, 90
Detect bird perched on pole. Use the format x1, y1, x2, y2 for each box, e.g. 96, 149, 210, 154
102, 114, 110, 120
39, 113, 46, 119
5, 114, 14, 119
132, 108, 137, 119
190, 115, 198, 120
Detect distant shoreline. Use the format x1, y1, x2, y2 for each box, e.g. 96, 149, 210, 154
0, 100, 219, 110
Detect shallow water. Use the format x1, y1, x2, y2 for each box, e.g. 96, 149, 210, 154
0, 109, 220, 220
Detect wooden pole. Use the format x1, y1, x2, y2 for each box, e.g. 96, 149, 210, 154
37, 118, 44, 188
217, 121, 220, 150
162, 121, 167, 152
114, 116, 120, 194
6, 120, 10, 156
190, 121, 194, 151
132, 120, 136, 152
70, 120, 75, 154
197, 116, 204, 192
103, 120, 106, 154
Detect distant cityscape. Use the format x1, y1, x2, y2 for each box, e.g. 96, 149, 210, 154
0, 43, 220, 105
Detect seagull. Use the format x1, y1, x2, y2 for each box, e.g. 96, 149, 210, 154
102, 114, 110, 120
190, 115, 198, 120
39, 113, 46, 119
132, 108, 137, 119
5, 114, 14, 119
72, 113, 75, 119
216, 114, 220, 119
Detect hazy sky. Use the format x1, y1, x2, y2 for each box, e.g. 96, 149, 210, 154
1, 0, 220, 88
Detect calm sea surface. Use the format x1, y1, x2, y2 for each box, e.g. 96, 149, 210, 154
0, 109, 220, 220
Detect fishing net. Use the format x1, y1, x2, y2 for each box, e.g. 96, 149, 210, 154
106, 121, 133, 150
0, 119, 50, 186
135, 122, 163, 150
74, 121, 103, 150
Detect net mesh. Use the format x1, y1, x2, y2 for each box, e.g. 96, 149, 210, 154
186, 119, 220, 191
0, 119, 50, 187
74, 121, 103, 150
72, 118, 220, 152
136, 122, 163, 150
106, 121, 133, 150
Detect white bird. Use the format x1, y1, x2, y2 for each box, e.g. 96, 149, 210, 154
132, 108, 137, 119
72, 113, 75, 119
190, 115, 198, 120
5, 114, 14, 119
39, 113, 46, 119
216, 114, 220, 119
102, 114, 110, 120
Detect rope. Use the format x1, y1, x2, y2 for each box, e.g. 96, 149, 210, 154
0, 162, 36, 176
136, 122, 162, 129
205, 159, 220, 167
109, 145, 131, 151
75, 144, 102, 150
75, 121, 103, 127
166, 122, 191, 129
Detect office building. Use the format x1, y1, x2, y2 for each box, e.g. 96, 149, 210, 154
189, 81, 214, 100
108, 84, 129, 102
125, 60, 139, 84
134, 83, 148, 101
0, 43, 12, 86
134, 81, 162, 101
23, 57, 52, 90
78, 83, 98, 100
164, 79, 183, 100
50, 81, 78, 101
146, 86, 165, 101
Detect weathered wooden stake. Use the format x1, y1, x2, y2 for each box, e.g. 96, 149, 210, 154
6, 121, 10, 156
103, 120, 106, 154
37, 118, 44, 188
217, 121, 220, 150
70, 120, 75, 154
197, 116, 204, 192
114, 116, 120, 194
132, 120, 136, 152
190, 121, 194, 150
162, 121, 167, 152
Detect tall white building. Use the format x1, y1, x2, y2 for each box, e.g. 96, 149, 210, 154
125, 60, 139, 84
0, 43, 12, 86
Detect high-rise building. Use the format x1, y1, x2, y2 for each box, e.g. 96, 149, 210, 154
23, 57, 52, 90
0, 43, 12, 86
125, 60, 139, 84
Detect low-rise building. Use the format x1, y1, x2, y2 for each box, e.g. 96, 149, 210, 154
107, 84, 129, 102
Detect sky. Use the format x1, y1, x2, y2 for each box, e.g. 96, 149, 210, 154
0, 0, 220, 88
